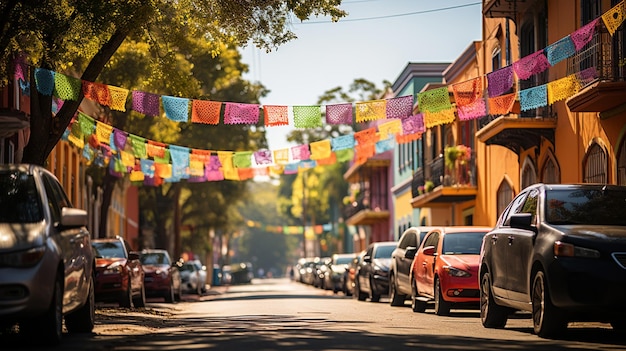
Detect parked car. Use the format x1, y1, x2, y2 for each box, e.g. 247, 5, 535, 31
354, 241, 397, 302
92, 236, 145, 307
300, 257, 318, 285
313, 257, 331, 289
140, 249, 182, 302
323, 253, 356, 293
410, 226, 491, 315
0, 164, 95, 345
178, 260, 207, 295
479, 183, 626, 337
345, 251, 365, 296
389, 226, 437, 306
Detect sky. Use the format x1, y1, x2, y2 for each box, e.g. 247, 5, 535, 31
240, 0, 483, 151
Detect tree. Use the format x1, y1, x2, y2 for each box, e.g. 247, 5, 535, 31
279, 78, 387, 254
0, 0, 348, 165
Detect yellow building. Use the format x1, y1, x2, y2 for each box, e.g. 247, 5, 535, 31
476, 0, 626, 225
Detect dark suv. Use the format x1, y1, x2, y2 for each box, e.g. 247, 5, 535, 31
479, 183, 626, 337
389, 226, 436, 306
354, 241, 397, 302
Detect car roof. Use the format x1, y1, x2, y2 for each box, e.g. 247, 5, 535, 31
437, 226, 493, 234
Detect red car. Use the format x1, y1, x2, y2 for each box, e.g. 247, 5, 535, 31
92, 237, 145, 308
140, 249, 182, 303
410, 226, 491, 315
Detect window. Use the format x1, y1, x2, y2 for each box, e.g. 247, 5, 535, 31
503, 191, 529, 226
618, 137, 626, 185
583, 142, 608, 183
541, 153, 560, 184
423, 231, 440, 251
496, 180, 514, 220
521, 157, 537, 189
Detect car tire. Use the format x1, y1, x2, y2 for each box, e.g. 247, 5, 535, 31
165, 280, 175, 303
411, 281, 426, 313
65, 272, 95, 333
434, 278, 451, 316
120, 278, 133, 308
370, 278, 381, 302
532, 270, 567, 338
480, 271, 509, 328
389, 274, 405, 307
356, 279, 367, 301
133, 283, 146, 308
22, 275, 64, 346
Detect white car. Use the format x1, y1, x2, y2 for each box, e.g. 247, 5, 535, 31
178, 260, 207, 295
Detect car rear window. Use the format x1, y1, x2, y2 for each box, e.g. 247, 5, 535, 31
546, 188, 626, 225
141, 252, 170, 265
0, 171, 43, 223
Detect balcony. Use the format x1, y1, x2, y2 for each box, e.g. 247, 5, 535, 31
483, 0, 535, 20
566, 26, 626, 117
476, 113, 557, 154
343, 192, 390, 226
410, 152, 478, 209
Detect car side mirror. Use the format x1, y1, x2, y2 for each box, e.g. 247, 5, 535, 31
128, 252, 140, 261
405, 247, 417, 259
363, 255, 372, 263
422, 246, 436, 256
510, 213, 536, 232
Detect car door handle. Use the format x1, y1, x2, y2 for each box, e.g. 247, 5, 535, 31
491, 236, 497, 244
508, 236, 514, 244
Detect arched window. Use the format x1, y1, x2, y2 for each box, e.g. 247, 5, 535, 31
541, 153, 560, 184
618, 137, 626, 185
583, 142, 608, 183
496, 180, 514, 219
520, 157, 537, 189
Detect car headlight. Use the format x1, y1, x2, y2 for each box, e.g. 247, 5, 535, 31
104, 262, 123, 274
0, 246, 46, 267
443, 266, 471, 278
554, 241, 600, 258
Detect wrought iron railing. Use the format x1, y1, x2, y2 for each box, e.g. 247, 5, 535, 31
566, 25, 626, 86
410, 152, 476, 198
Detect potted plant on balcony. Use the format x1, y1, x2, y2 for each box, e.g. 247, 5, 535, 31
424, 180, 435, 193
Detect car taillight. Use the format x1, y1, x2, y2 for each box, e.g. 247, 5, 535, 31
0, 246, 46, 267
554, 241, 600, 258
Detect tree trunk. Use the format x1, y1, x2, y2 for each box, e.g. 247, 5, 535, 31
21, 29, 129, 165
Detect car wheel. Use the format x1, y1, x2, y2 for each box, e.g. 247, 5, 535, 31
165, 280, 175, 303
133, 283, 146, 308
411, 281, 426, 313
120, 278, 133, 308
370, 278, 380, 302
65, 272, 95, 333
532, 270, 567, 338
356, 279, 367, 301
434, 278, 451, 316
480, 271, 509, 328
389, 274, 405, 307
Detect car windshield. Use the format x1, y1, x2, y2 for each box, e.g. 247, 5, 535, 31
441, 232, 487, 255
0, 171, 43, 223
92, 241, 125, 258
374, 245, 395, 258
141, 252, 170, 265
546, 188, 626, 225
335, 256, 353, 265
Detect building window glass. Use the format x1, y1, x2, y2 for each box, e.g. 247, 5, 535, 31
521, 158, 537, 190
618, 137, 626, 185
541, 155, 560, 184
583, 142, 608, 183
497, 180, 514, 219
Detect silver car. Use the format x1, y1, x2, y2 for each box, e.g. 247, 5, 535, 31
0, 164, 95, 345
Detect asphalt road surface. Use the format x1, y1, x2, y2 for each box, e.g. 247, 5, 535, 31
3, 278, 625, 350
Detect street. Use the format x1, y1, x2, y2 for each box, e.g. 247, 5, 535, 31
3, 278, 625, 350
